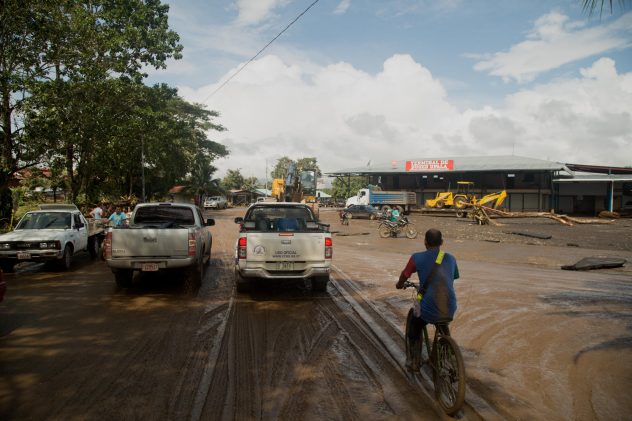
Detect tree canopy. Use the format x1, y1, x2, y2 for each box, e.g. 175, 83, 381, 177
0, 0, 228, 223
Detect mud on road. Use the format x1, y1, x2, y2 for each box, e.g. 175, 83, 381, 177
1, 206, 631, 421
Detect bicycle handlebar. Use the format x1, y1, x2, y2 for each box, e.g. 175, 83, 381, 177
402, 280, 419, 289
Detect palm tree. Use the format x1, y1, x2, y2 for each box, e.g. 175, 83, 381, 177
582, 0, 630, 16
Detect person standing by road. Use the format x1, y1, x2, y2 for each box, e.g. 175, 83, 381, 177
89, 204, 103, 220
108, 207, 127, 227
396, 228, 460, 371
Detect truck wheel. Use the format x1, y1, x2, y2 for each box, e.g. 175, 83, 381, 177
58, 245, 73, 270
205, 244, 212, 266
369, 214, 376, 220
184, 261, 203, 295
381, 205, 391, 212
88, 236, 101, 259
114, 270, 133, 288
395, 205, 404, 214
0, 261, 15, 273
312, 275, 329, 292
235, 271, 250, 293
454, 197, 468, 209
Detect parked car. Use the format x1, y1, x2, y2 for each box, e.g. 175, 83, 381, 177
204, 196, 228, 209
340, 204, 381, 220
0, 204, 106, 272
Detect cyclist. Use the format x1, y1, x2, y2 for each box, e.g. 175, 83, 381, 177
396, 228, 460, 371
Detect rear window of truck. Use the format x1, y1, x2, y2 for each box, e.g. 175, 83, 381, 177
244, 205, 316, 232
133, 206, 195, 226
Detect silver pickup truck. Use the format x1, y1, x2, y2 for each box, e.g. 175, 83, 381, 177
234, 202, 332, 292
104, 202, 214, 293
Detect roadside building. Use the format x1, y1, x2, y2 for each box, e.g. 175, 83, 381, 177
328, 155, 632, 215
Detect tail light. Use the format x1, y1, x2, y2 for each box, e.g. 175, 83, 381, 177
238, 237, 247, 259
188, 233, 196, 257
325, 237, 333, 259
104, 231, 112, 259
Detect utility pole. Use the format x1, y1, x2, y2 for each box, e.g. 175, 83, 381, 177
141, 137, 146, 203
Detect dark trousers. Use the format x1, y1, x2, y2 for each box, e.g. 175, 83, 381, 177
407, 315, 427, 342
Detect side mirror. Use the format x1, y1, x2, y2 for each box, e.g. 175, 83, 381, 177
206, 218, 215, 226
234, 217, 243, 224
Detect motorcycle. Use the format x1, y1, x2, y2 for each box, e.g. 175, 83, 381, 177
378, 216, 418, 239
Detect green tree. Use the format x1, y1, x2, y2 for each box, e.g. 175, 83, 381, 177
331, 176, 367, 201
271, 156, 321, 179
222, 169, 245, 190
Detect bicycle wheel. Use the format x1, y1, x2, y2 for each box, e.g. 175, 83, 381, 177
405, 309, 422, 372
431, 335, 466, 415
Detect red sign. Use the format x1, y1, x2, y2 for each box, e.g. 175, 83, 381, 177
405, 159, 454, 171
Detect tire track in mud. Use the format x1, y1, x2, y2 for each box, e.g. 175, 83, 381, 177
196, 284, 439, 419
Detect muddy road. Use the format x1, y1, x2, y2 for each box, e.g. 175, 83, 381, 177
1, 207, 630, 420
0, 209, 440, 420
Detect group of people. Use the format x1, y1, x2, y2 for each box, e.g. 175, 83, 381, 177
88, 204, 129, 227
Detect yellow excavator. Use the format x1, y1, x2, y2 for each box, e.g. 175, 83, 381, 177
425, 181, 475, 209
456, 189, 507, 218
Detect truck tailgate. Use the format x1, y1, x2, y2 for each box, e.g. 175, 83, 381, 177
246, 232, 326, 262
111, 228, 189, 257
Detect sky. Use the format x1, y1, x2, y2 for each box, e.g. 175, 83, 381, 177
145, 0, 632, 180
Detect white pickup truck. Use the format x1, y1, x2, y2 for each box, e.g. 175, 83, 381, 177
104, 202, 214, 293
0, 204, 105, 272
233, 202, 332, 292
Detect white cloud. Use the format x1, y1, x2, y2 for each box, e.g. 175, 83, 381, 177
334, 0, 352, 15
235, 0, 292, 26
472, 11, 632, 83
178, 55, 632, 179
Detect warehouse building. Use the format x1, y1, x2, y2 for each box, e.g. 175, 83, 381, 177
327, 155, 632, 215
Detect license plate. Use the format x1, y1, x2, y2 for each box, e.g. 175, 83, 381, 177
141, 263, 159, 272
17, 252, 31, 260
277, 262, 294, 271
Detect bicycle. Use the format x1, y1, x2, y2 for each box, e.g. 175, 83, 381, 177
402, 280, 466, 415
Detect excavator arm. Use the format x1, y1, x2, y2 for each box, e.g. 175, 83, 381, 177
477, 190, 507, 209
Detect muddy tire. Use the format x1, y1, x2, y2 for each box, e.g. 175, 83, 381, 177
58, 245, 73, 270
405, 226, 418, 239
235, 271, 250, 293
114, 270, 133, 288
369, 214, 376, 220
395, 205, 404, 214
381, 205, 391, 212
435, 200, 444, 209
312, 275, 329, 292
184, 261, 203, 295
88, 236, 101, 259
0, 260, 15, 273
379, 225, 392, 238
432, 334, 466, 415
456, 210, 467, 218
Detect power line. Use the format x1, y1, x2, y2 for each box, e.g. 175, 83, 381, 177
202, 0, 321, 103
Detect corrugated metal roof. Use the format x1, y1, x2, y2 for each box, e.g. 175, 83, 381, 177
327, 155, 571, 175
554, 174, 632, 182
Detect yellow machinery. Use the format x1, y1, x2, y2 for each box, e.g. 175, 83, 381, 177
425, 181, 474, 209
271, 165, 319, 216
474, 190, 507, 209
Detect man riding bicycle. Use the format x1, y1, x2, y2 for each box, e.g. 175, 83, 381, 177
396, 228, 460, 371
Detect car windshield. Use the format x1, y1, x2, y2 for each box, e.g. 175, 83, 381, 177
133, 206, 195, 225
16, 212, 72, 230
244, 205, 316, 232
